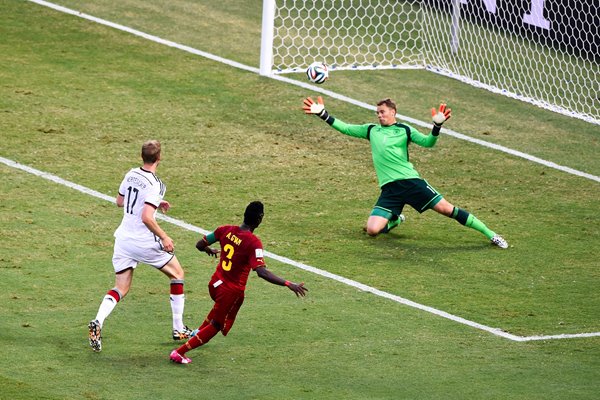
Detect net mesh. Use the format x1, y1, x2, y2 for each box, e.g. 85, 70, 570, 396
269, 0, 600, 124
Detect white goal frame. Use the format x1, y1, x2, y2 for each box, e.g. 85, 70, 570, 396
260, 0, 600, 126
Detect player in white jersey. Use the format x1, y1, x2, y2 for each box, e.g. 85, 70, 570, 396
88, 140, 193, 352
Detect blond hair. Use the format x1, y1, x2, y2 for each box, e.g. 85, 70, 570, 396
141, 140, 161, 164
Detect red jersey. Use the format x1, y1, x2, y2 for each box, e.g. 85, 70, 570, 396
208, 225, 266, 291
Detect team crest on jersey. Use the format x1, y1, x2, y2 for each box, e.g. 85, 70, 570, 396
255, 249, 264, 258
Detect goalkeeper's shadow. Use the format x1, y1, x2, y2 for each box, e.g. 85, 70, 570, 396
366, 232, 491, 253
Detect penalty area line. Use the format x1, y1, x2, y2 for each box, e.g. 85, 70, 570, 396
2, 155, 599, 342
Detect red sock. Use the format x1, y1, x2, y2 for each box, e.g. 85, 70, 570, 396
170, 281, 184, 295
177, 324, 219, 355
198, 319, 210, 331
107, 289, 121, 302
198, 310, 215, 331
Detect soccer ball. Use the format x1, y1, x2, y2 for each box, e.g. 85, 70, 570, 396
306, 62, 329, 84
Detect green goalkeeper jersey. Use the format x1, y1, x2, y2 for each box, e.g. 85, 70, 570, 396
331, 118, 438, 187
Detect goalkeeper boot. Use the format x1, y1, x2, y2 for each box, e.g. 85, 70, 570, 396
383, 214, 405, 233
170, 349, 192, 364
491, 234, 508, 249
88, 319, 102, 352
172, 325, 194, 341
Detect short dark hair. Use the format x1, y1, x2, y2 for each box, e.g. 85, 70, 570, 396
244, 201, 264, 227
141, 140, 161, 164
376, 98, 396, 112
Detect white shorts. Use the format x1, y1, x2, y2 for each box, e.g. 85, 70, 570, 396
112, 238, 174, 273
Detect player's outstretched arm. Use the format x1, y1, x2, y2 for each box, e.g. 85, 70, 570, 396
195, 237, 219, 257
431, 103, 452, 126
255, 266, 308, 297
303, 96, 334, 124
430, 103, 452, 136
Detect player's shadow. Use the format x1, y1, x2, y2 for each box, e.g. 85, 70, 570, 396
359, 230, 493, 253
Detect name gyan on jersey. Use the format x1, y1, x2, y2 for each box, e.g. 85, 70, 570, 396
226, 232, 242, 245
127, 176, 147, 189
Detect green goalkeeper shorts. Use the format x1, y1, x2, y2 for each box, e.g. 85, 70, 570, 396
371, 178, 443, 218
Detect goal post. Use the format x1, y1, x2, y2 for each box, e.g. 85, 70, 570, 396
259, 0, 276, 76
260, 0, 600, 125
260, 0, 424, 74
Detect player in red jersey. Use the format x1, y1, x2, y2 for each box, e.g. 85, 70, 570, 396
170, 201, 308, 364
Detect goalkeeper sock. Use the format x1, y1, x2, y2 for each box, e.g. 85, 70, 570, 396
379, 215, 402, 234
451, 207, 495, 240
465, 215, 495, 240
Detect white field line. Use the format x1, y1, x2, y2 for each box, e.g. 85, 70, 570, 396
27, 0, 600, 184
2, 156, 599, 342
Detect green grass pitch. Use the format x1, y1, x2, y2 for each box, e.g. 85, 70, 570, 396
1, 1, 599, 399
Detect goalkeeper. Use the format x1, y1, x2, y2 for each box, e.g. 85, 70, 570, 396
302, 96, 508, 249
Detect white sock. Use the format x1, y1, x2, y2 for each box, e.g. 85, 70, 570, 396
95, 294, 119, 327
170, 294, 185, 331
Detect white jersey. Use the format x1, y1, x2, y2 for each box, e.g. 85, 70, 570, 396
114, 167, 166, 242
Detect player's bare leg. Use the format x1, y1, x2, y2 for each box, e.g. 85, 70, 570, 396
365, 214, 405, 236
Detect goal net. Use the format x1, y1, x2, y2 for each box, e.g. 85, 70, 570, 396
260, 0, 600, 125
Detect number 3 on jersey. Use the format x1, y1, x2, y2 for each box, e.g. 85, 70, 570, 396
221, 244, 234, 271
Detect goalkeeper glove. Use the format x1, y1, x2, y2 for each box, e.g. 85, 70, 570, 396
303, 96, 329, 121
431, 103, 452, 127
